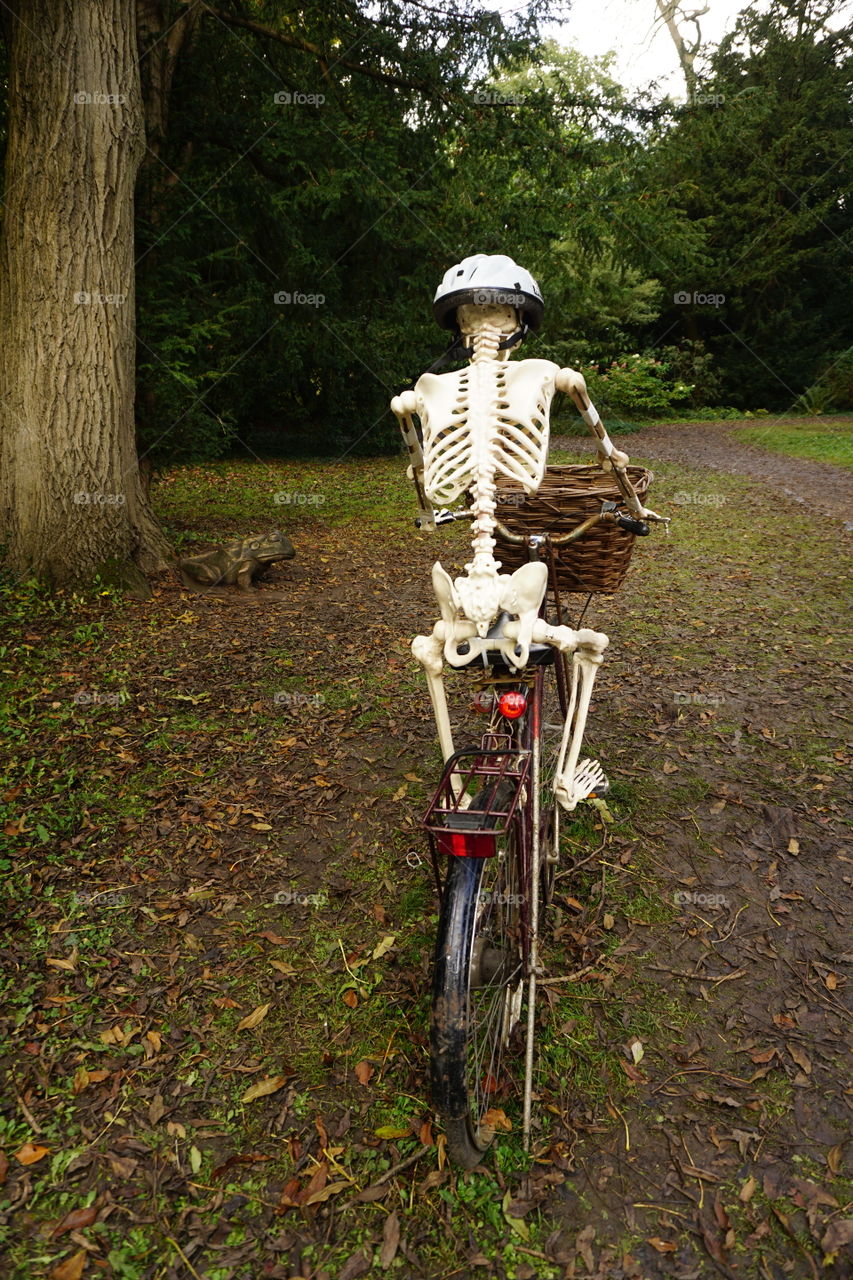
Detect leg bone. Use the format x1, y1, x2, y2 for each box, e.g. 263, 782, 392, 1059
554, 647, 606, 811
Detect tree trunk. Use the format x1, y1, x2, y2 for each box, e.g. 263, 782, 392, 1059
0, 0, 171, 587
655, 1, 707, 98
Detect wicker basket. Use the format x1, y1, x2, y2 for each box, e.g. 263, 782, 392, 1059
494, 464, 652, 594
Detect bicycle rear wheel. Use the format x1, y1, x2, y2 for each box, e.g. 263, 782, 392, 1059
430, 808, 525, 1169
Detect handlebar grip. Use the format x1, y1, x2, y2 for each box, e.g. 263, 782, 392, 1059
616, 515, 650, 537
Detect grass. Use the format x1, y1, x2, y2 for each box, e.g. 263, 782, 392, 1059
738, 416, 853, 469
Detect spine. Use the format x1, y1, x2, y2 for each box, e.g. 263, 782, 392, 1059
466, 327, 503, 572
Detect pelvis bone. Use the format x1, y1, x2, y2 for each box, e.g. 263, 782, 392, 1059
432, 558, 548, 668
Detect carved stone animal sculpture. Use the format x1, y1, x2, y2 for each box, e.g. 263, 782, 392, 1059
179, 530, 295, 590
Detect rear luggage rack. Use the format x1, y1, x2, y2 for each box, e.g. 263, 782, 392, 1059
423, 746, 530, 858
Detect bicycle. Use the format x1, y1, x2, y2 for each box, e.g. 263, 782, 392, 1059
418, 506, 651, 1169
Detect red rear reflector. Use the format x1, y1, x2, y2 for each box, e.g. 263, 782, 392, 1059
435, 831, 497, 858
497, 691, 527, 720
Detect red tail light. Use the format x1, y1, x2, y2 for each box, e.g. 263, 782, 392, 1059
497, 691, 527, 720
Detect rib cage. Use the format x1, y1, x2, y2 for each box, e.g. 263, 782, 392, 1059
416, 358, 558, 506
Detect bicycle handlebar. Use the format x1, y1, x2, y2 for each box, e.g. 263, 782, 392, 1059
417, 503, 653, 542
493, 506, 649, 547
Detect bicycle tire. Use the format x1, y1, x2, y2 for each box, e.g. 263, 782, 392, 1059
430, 804, 525, 1169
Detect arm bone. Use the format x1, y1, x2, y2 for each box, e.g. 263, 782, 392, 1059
391, 391, 434, 528
555, 368, 668, 523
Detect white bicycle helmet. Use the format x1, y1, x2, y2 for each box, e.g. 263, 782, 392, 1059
433, 253, 544, 332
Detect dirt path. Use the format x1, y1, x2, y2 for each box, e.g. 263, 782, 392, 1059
553, 418, 853, 523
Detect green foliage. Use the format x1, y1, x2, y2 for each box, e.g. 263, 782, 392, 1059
658, 341, 723, 408
583, 353, 694, 418
795, 347, 853, 413
648, 0, 853, 409
133, 0, 560, 461
126, 0, 852, 456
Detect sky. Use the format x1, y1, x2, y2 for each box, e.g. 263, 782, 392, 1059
488, 1, 853, 97
549, 0, 755, 95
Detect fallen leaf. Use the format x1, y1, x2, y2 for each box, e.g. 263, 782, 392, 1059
343, 989, 358, 1008
148, 1094, 166, 1124
355, 1060, 374, 1086
338, 1250, 371, 1280
788, 1044, 812, 1074
824, 972, 838, 991
391, 783, 408, 802
502, 1190, 530, 1240
663, 760, 679, 775
740, 1176, 757, 1202
374, 1124, 410, 1139
482, 1108, 512, 1133
787, 838, 800, 854
294, 1160, 328, 1206
629, 1038, 644, 1064
236, 1003, 270, 1031
52, 1204, 98, 1237
211, 1152, 273, 1180
257, 931, 293, 945
0, 1151, 8, 1185
50, 1250, 87, 1280
72, 1067, 90, 1094
242, 1075, 289, 1104
380, 1210, 400, 1267
647, 1238, 676, 1253
356, 1183, 391, 1202
46, 947, 78, 973
303, 1178, 351, 1206
15, 1142, 50, 1165
372, 935, 396, 960
603, 913, 615, 930
588, 797, 615, 822
419, 1169, 446, 1193
270, 960, 296, 976
827, 1143, 843, 1175
821, 1218, 853, 1256
575, 1224, 596, 1270
189, 1146, 202, 1174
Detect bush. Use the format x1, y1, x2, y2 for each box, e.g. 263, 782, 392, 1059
658, 341, 723, 407
795, 348, 853, 413
583, 353, 694, 418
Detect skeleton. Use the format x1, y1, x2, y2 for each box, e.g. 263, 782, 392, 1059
392, 299, 667, 810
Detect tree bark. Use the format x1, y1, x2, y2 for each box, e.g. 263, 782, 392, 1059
0, 0, 171, 586
655, 1, 708, 98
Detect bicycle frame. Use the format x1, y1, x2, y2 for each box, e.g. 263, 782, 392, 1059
421, 658, 556, 1147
